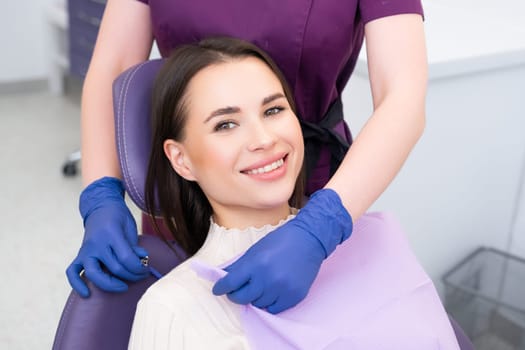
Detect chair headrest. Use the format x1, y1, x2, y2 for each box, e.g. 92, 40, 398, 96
112, 59, 165, 212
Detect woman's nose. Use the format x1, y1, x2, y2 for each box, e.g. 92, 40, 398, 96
247, 120, 277, 151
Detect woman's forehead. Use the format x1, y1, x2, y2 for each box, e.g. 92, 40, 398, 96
184, 57, 285, 112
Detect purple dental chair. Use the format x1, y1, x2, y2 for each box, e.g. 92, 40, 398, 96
52, 59, 474, 350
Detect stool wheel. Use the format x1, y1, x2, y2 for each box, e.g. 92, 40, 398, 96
62, 161, 78, 177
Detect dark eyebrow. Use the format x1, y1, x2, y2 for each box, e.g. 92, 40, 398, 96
263, 93, 286, 105
203, 93, 287, 124
204, 106, 241, 124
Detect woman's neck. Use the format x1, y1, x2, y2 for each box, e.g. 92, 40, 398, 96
211, 204, 292, 230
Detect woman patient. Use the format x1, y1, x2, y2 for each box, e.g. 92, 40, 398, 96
129, 37, 460, 349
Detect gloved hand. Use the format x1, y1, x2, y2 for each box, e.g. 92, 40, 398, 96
66, 177, 149, 297
212, 188, 353, 314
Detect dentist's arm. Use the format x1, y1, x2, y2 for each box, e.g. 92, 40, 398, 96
326, 14, 427, 220
66, 0, 154, 297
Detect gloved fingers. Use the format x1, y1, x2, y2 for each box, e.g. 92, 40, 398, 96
132, 245, 149, 260
266, 297, 292, 315
100, 247, 148, 282
225, 279, 264, 305
123, 213, 139, 245
66, 260, 90, 298
83, 257, 128, 293
251, 289, 279, 309
110, 236, 149, 276
212, 264, 251, 296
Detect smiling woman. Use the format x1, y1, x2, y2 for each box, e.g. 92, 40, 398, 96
134, 36, 309, 349
130, 37, 460, 350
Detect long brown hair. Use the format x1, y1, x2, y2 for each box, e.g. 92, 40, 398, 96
145, 37, 305, 256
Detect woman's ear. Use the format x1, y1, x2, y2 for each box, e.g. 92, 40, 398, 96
163, 140, 197, 181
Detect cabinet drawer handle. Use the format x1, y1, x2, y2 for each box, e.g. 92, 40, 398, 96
75, 11, 101, 27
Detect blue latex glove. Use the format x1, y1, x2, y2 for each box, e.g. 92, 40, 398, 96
66, 177, 149, 297
212, 188, 353, 314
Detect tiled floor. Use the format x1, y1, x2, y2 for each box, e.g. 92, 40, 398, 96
0, 87, 140, 349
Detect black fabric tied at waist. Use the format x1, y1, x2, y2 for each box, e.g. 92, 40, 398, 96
300, 98, 351, 180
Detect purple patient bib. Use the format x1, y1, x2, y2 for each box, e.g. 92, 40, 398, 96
192, 212, 459, 350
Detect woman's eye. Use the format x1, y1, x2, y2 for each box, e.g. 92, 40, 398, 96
214, 121, 237, 131
265, 106, 284, 116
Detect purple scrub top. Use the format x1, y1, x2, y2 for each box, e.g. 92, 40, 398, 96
136, 0, 423, 194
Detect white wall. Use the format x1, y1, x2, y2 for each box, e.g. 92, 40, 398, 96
509, 161, 525, 258
0, 1, 55, 83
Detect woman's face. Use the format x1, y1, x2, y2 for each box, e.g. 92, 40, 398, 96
164, 56, 304, 228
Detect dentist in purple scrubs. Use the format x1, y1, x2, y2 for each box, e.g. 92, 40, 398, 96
68, 0, 427, 314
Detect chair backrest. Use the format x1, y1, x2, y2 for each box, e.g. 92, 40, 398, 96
112, 59, 165, 212
54, 59, 475, 350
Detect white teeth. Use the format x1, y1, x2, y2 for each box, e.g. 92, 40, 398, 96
246, 158, 284, 175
